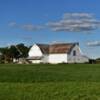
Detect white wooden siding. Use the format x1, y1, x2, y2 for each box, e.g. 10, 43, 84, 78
67, 45, 89, 63
28, 44, 43, 57
48, 54, 67, 64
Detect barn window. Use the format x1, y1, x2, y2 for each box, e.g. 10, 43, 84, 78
73, 50, 76, 56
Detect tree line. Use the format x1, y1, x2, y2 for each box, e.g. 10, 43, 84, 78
0, 43, 30, 63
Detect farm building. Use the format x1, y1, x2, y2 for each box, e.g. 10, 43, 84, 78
27, 43, 89, 64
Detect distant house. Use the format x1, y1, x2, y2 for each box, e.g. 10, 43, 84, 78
27, 43, 89, 64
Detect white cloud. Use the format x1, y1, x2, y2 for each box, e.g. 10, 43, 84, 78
21, 24, 44, 31
47, 13, 100, 32
8, 22, 17, 27
8, 13, 100, 32
87, 41, 100, 46
63, 13, 93, 19
9, 22, 44, 31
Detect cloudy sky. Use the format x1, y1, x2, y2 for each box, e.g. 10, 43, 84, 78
0, 0, 100, 58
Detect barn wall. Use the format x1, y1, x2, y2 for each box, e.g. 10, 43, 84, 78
67, 45, 89, 63
28, 44, 43, 57
41, 54, 49, 63
48, 54, 67, 64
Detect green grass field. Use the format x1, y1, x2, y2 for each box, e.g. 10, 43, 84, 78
0, 64, 100, 100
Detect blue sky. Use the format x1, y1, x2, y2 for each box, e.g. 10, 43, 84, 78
0, 0, 100, 58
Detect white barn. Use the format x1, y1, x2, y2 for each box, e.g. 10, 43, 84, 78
27, 43, 89, 64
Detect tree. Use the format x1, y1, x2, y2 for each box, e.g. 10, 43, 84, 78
0, 47, 11, 63
0, 43, 29, 63
9, 45, 20, 59
16, 43, 29, 58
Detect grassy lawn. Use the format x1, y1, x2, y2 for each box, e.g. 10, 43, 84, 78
0, 64, 100, 99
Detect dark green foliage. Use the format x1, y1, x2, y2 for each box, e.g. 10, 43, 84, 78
9, 45, 20, 58
16, 43, 29, 57
0, 43, 29, 63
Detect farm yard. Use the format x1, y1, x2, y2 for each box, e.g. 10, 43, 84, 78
0, 64, 100, 100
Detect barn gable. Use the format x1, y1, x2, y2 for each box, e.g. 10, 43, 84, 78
28, 44, 43, 57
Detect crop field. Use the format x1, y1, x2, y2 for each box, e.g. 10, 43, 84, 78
0, 64, 100, 100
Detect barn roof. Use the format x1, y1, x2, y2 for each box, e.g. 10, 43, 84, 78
37, 44, 49, 54
37, 43, 79, 54
49, 43, 77, 54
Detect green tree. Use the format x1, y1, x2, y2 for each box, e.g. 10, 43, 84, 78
0, 43, 29, 63
16, 43, 29, 58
